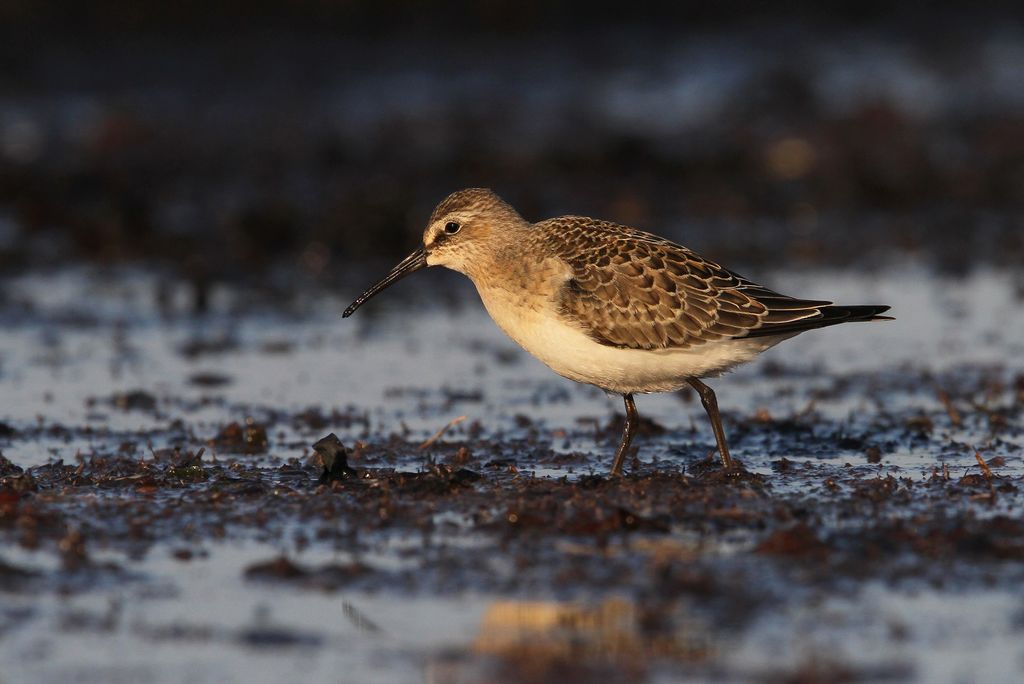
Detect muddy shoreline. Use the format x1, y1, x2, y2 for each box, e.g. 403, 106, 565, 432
1, 267, 1021, 682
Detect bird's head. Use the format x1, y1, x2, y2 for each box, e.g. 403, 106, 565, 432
343, 188, 524, 317
421, 188, 525, 273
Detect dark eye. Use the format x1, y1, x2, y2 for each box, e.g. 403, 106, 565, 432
444, 221, 461, 235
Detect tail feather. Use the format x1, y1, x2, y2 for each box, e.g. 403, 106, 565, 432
743, 304, 892, 339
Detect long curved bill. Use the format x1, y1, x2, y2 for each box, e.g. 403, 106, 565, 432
342, 247, 427, 318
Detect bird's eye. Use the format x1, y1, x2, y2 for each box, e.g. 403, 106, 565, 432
444, 221, 461, 235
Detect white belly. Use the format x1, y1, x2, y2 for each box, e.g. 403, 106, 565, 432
475, 284, 782, 394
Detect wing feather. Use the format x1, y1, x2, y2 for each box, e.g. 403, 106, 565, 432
541, 217, 840, 351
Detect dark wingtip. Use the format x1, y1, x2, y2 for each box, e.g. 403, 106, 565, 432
838, 304, 893, 322
862, 305, 892, 320
743, 303, 893, 338
342, 307, 355, 318
871, 304, 894, 322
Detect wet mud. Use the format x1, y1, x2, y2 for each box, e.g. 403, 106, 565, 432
2, 268, 1022, 682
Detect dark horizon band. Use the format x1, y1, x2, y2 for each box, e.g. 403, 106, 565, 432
342, 247, 428, 318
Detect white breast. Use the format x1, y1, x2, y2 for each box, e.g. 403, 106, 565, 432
474, 281, 784, 395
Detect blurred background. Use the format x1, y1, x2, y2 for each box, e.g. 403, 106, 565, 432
1, 2, 1021, 307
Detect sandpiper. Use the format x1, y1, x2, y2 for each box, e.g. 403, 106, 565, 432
344, 189, 891, 475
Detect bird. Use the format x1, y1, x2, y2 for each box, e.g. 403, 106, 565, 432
343, 188, 891, 476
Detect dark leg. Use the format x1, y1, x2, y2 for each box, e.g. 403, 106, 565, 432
610, 394, 638, 476
686, 378, 734, 470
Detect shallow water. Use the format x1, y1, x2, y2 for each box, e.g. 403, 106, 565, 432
1, 264, 1022, 683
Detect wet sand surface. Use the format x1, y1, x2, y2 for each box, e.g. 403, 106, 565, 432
1, 266, 1022, 683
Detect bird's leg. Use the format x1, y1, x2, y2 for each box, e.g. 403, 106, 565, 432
686, 378, 734, 470
610, 394, 638, 476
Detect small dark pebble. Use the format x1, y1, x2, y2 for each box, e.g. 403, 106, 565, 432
172, 548, 194, 562
451, 467, 481, 484
238, 626, 323, 649
188, 372, 233, 387
179, 335, 239, 359
110, 390, 157, 412
244, 556, 309, 581
313, 433, 355, 482
442, 388, 484, 404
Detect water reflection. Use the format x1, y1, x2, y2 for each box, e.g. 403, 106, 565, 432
473, 598, 712, 664
426, 597, 713, 683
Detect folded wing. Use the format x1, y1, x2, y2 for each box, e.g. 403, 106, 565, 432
546, 218, 888, 350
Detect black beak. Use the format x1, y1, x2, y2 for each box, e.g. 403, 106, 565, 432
342, 247, 427, 318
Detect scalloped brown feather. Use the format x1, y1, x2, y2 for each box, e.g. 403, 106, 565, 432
535, 216, 880, 351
